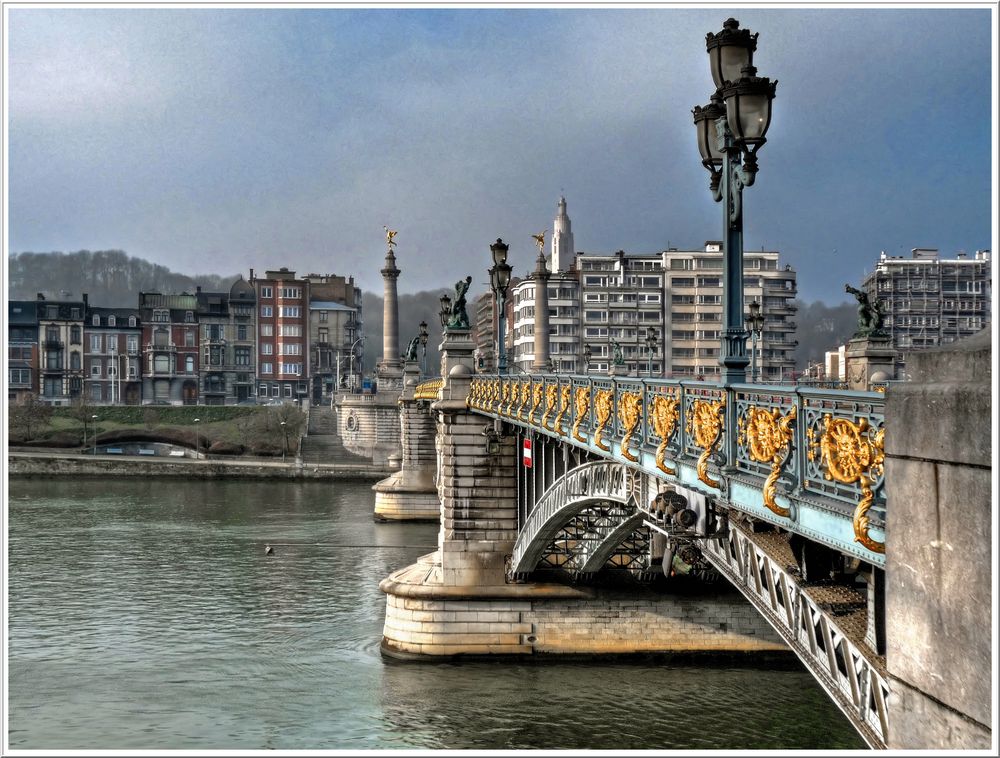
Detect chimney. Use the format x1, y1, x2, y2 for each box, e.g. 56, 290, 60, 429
83, 293, 88, 308
196, 286, 202, 293
249, 267, 255, 283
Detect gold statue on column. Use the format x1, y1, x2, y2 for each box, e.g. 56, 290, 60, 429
383, 226, 398, 251
531, 231, 546, 252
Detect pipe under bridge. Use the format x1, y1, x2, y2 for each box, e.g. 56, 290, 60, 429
468, 373, 890, 747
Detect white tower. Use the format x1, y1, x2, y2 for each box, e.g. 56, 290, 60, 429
551, 196, 575, 274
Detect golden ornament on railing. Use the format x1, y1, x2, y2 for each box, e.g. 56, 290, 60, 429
541, 384, 558, 431
499, 382, 510, 417
571, 387, 591, 443
554, 385, 571, 437
686, 397, 726, 489
593, 389, 614, 452
651, 394, 680, 475
739, 405, 797, 517
414, 379, 443, 401
517, 381, 531, 421
530, 383, 544, 424
617, 391, 643, 462
810, 414, 886, 553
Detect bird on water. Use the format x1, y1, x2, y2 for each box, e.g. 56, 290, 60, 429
265, 544, 274, 555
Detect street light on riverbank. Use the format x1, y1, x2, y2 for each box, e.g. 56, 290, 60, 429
280, 420, 288, 462
91, 414, 98, 454
193, 417, 201, 459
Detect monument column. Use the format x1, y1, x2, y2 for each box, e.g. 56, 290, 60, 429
531, 245, 552, 372
379, 228, 403, 389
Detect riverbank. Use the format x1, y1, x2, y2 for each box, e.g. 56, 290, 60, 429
7, 450, 394, 480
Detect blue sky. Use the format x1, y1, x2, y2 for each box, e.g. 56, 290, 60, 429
6, 5, 996, 303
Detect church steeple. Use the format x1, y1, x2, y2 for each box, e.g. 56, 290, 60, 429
551, 195, 575, 273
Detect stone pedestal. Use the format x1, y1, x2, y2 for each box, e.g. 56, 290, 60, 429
378, 248, 403, 391
884, 329, 991, 749
373, 360, 439, 521
845, 335, 895, 390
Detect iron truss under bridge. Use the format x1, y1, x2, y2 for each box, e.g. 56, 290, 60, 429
467, 373, 889, 747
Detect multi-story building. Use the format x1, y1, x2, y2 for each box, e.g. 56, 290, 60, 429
304, 273, 362, 402
195, 278, 257, 405
508, 199, 798, 379
252, 268, 309, 403
84, 306, 142, 404
861, 248, 991, 375
8, 300, 39, 404
37, 294, 87, 405
472, 292, 496, 371
665, 243, 797, 380
138, 292, 200, 405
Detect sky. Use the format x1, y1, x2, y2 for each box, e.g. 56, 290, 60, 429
5, 3, 996, 304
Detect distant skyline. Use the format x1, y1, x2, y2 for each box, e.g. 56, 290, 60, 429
5, 5, 996, 304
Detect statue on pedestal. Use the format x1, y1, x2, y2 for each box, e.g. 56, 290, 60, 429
845, 284, 886, 338
448, 276, 472, 330
403, 336, 420, 362
611, 339, 625, 366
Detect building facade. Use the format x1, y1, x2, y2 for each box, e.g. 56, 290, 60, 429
861, 248, 991, 375
252, 268, 310, 403
195, 278, 257, 405
139, 292, 200, 405
84, 307, 142, 405
37, 294, 87, 405
305, 273, 362, 402
8, 300, 39, 404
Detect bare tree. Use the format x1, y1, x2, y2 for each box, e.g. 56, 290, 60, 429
8, 395, 53, 442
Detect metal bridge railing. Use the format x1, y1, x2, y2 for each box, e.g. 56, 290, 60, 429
467, 373, 886, 557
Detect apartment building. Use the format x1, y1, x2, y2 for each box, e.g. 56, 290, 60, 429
861, 248, 991, 375
196, 278, 257, 405
8, 300, 39, 404
138, 292, 200, 405
304, 273, 362, 402
84, 307, 142, 404
36, 294, 87, 405
252, 268, 309, 403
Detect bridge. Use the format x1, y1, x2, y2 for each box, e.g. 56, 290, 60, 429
378, 329, 991, 751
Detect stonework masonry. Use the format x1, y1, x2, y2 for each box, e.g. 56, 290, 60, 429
884, 328, 991, 749
336, 392, 403, 464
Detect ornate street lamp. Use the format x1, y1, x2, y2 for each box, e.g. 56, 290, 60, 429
488, 238, 513, 375
438, 293, 452, 329
692, 17, 777, 384
745, 300, 765, 383
582, 343, 592, 375
193, 417, 201, 459
279, 420, 288, 463
644, 327, 659, 377
418, 320, 428, 376
91, 413, 98, 455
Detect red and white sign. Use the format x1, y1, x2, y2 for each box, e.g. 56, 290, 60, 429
522, 439, 533, 468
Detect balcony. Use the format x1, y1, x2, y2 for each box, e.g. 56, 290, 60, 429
44, 339, 64, 350
144, 344, 178, 353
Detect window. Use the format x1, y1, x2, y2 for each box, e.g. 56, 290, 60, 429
10, 369, 31, 385
109, 315, 117, 327
108, 364, 117, 377
184, 311, 194, 323
43, 377, 61, 396
698, 277, 721, 287
280, 344, 302, 355
280, 362, 301, 376
283, 384, 293, 397
272, 385, 280, 397
261, 306, 273, 318
318, 328, 329, 343
70, 326, 81, 344
90, 335, 102, 352
261, 362, 273, 375
92, 315, 101, 326
279, 325, 302, 336
260, 324, 273, 336
129, 316, 137, 327
641, 276, 660, 287
206, 324, 224, 340
185, 330, 195, 347
70, 353, 81, 370
71, 308, 82, 319
185, 355, 195, 373
153, 310, 169, 323
259, 384, 268, 397
261, 343, 273, 355
319, 310, 328, 322
209, 346, 223, 366
279, 306, 301, 318
237, 325, 247, 341
235, 347, 251, 366
127, 335, 139, 354
260, 286, 273, 298
279, 287, 301, 299
697, 295, 721, 304
128, 365, 138, 378
584, 310, 608, 323
154, 355, 170, 373
91, 363, 102, 376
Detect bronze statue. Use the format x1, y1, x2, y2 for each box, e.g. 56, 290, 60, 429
403, 336, 420, 362
610, 338, 625, 366
447, 276, 473, 330
845, 284, 886, 338
383, 226, 398, 250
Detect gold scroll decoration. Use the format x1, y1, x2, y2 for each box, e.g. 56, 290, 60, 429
529, 383, 544, 423
593, 389, 614, 452
499, 383, 510, 417
554, 385, 571, 437
617, 391, 643, 462
686, 397, 726, 489
571, 387, 591, 443
810, 414, 886, 554
518, 381, 531, 421
541, 385, 558, 431
739, 405, 797, 517
651, 395, 680, 475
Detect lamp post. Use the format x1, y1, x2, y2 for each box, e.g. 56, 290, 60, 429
348, 336, 364, 391
193, 417, 201, 459
644, 327, 658, 377
693, 18, 777, 385
745, 299, 765, 382
418, 320, 428, 376
488, 238, 513, 375
582, 344, 592, 375
91, 414, 98, 455
280, 420, 288, 463
438, 294, 452, 329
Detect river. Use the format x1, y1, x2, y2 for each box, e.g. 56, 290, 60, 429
6, 478, 864, 750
